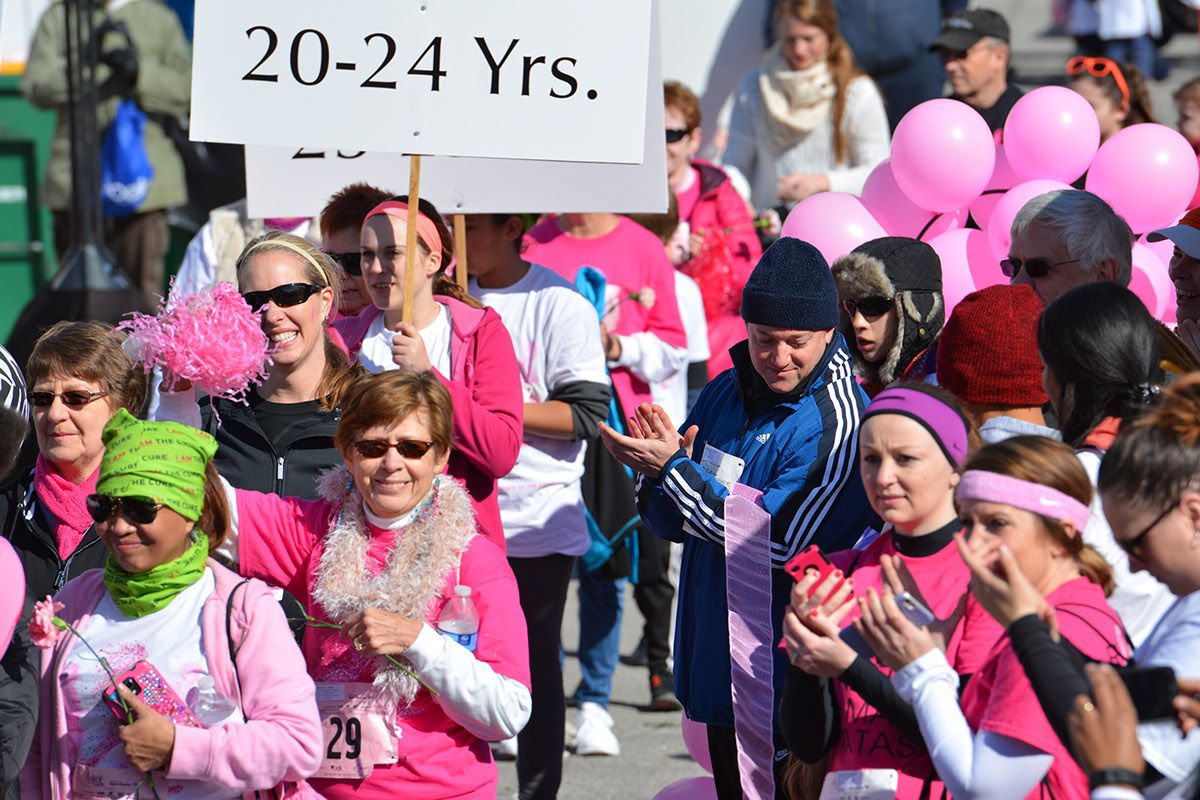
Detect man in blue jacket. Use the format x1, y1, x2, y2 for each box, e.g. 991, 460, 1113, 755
600, 238, 871, 798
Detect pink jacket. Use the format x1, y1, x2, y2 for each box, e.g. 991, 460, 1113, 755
332, 296, 523, 551
20, 560, 324, 800
680, 161, 761, 378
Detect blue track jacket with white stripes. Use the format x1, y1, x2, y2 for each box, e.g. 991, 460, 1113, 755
636, 333, 871, 729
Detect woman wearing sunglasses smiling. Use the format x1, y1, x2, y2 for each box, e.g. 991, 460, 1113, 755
158, 231, 363, 503
332, 197, 522, 551
212, 369, 531, 800
21, 410, 324, 800
1, 321, 147, 603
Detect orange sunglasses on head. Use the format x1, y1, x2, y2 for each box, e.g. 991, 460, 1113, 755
1066, 56, 1130, 109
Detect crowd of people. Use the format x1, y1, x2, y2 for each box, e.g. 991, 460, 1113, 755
3, 1, 1200, 800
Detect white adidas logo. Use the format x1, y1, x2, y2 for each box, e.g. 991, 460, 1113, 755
756, 433, 771, 444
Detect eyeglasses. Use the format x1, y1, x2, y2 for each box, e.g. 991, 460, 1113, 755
843, 296, 893, 318
29, 390, 109, 408
241, 283, 323, 311
325, 251, 362, 276
1119, 500, 1178, 557
352, 439, 435, 459
1067, 56, 1130, 109
1000, 257, 1081, 279
86, 494, 166, 524
665, 128, 693, 144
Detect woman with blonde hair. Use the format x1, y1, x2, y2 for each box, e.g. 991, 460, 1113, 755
722, 0, 890, 213
159, 230, 363, 501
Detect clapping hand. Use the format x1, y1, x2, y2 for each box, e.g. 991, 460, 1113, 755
598, 403, 697, 480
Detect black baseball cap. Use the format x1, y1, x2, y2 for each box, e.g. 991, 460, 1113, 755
929, 9, 1011, 52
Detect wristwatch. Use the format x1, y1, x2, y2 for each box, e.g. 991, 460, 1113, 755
1088, 767, 1144, 791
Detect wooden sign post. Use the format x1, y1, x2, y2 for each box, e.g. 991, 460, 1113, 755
454, 214, 469, 290
403, 155, 421, 324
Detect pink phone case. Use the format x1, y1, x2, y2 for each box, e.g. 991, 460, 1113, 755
783, 545, 845, 597
103, 660, 202, 728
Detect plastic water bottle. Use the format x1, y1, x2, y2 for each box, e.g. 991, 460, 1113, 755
192, 675, 237, 726
437, 585, 479, 652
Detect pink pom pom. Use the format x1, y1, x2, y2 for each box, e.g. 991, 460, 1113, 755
118, 281, 273, 404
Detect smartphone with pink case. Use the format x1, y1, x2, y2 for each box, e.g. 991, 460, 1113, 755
102, 660, 202, 728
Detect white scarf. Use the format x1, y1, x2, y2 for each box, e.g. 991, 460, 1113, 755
312, 467, 477, 704
758, 44, 837, 149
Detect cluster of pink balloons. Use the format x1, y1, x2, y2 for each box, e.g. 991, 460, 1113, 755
780, 89, 1198, 321
652, 717, 718, 798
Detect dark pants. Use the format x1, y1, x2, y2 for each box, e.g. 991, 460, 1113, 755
706, 724, 791, 800
509, 554, 575, 800
53, 208, 168, 305
633, 528, 674, 677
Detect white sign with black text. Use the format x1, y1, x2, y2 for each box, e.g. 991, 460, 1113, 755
244, 0, 667, 217
190, 0, 651, 164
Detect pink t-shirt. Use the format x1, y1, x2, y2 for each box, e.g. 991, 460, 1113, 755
523, 216, 687, 414
961, 576, 1131, 800
233, 488, 530, 800
828, 533, 1005, 799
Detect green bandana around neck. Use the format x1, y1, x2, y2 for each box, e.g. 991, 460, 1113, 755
96, 408, 217, 521
104, 531, 210, 617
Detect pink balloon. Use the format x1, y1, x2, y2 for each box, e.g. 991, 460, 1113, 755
654, 777, 720, 800
1086, 123, 1200, 234
987, 180, 1074, 262
1131, 242, 1175, 321
969, 145, 1020, 231
1139, 234, 1179, 324
780, 192, 887, 265
891, 99, 995, 212
680, 716, 713, 774
861, 159, 966, 238
1003, 86, 1101, 183
927, 229, 984, 317
0, 539, 24, 652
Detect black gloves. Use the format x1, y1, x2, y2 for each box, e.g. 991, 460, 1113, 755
95, 18, 139, 93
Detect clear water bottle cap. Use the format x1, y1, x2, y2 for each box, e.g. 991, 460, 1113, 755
197, 674, 215, 691
454, 585, 471, 597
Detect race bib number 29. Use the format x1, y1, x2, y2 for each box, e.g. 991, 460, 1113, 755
313, 682, 399, 779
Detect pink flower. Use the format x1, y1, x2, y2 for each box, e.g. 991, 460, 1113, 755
632, 286, 656, 310
30, 596, 66, 649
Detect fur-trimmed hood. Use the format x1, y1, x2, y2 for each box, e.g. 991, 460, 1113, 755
831, 238, 944, 388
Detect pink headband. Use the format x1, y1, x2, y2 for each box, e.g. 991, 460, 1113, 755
363, 201, 443, 257
957, 470, 1091, 533
863, 387, 969, 466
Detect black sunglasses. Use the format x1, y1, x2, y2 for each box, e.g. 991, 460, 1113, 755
665, 128, 692, 144
241, 283, 323, 311
1000, 257, 1081, 279
1119, 500, 1178, 557
352, 439, 435, 459
29, 390, 109, 408
326, 251, 362, 276
843, 296, 893, 318
87, 494, 166, 524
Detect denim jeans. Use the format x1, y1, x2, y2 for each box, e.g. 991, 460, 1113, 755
1102, 34, 1156, 81
574, 562, 624, 707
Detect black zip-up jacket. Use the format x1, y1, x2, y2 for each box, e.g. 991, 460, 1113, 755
0, 468, 107, 602
201, 396, 341, 500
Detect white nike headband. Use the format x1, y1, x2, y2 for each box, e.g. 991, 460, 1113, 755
956, 470, 1090, 534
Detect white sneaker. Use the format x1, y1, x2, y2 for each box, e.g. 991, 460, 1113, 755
574, 701, 620, 756
491, 736, 518, 760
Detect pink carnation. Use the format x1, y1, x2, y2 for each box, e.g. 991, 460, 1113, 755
117, 281, 273, 405
30, 596, 65, 649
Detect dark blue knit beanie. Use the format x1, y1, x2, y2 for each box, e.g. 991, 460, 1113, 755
741, 238, 838, 330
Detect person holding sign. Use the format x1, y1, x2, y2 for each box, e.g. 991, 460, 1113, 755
21, 411, 324, 800
333, 199, 523, 552
721, 0, 889, 213
209, 370, 532, 800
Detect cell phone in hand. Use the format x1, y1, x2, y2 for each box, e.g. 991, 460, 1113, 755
783, 545, 845, 597
102, 660, 202, 728
838, 591, 937, 660
1118, 665, 1179, 722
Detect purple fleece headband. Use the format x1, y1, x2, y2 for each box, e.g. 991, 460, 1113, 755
957, 471, 1090, 534
863, 387, 969, 466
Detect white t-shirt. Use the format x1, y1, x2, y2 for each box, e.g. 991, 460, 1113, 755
64, 568, 245, 800
359, 304, 453, 377
650, 271, 710, 424
470, 265, 609, 558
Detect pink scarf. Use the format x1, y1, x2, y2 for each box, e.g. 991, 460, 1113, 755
33, 455, 99, 559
